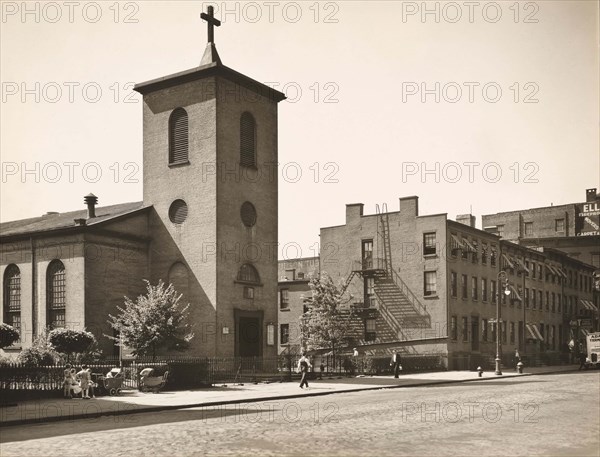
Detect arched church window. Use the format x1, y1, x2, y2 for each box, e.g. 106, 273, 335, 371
3, 264, 21, 340
240, 112, 256, 168
47, 260, 66, 329
168, 262, 189, 298
237, 263, 260, 284
169, 108, 189, 164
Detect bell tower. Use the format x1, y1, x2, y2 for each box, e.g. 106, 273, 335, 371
134, 7, 285, 357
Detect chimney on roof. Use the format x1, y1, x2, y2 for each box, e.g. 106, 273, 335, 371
84, 193, 98, 218
586, 188, 598, 203
456, 214, 476, 228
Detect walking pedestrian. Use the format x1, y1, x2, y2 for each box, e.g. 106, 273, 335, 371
390, 351, 402, 378
578, 342, 587, 370
77, 364, 91, 399
319, 362, 324, 380
298, 353, 312, 389
63, 363, 73, 399
514, 348, 521, 370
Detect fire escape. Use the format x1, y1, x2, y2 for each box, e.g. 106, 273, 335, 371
342, 204, 431, 342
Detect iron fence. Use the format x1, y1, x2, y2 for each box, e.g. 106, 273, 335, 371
0, 351, 577, 399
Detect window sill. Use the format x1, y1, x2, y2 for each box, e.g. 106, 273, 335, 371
168, 160, 190, 168
3, 346, 22, 351
423, 253, 438, 259
234, 280, 263, 287
424, 295, 439, 300
280, 308, 290, 312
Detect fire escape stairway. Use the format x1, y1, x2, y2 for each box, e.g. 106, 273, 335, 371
373, 207, 431, 336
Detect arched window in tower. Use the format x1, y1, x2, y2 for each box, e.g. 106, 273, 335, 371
47, 260, 66, 329
237, 263, 260, 284
168, 262, 189, 298
240, 112, 256, 168
169, 108, 189, 165
3, 264, 21, 340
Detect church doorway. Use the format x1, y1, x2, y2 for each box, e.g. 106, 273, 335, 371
234, 310, 263, 357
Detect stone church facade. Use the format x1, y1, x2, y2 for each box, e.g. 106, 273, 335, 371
1, 19, 285, 359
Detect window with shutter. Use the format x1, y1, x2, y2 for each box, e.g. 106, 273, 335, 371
169, 108, 189, 165
240, 112, 256, 167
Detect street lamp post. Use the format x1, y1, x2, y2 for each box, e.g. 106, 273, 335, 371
496, 270, 510, 375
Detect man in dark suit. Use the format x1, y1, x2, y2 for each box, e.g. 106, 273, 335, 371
391, 351, 402, 378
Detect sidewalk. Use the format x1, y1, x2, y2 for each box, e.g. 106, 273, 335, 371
0, 365, 581, 427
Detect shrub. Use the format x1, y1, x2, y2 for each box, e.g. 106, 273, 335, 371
17, 347, 58, 366
16, 331, 60, 366
0, 323, 20, 349
48, 329, 96, 362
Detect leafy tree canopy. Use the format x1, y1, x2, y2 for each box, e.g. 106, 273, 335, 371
300, 273, 354, 360
107, 279, 194, 360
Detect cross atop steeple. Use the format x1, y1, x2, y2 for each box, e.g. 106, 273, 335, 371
200, 6, 222, 65
201, 6, 221, 44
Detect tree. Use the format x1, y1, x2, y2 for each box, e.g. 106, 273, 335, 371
107, 279, 194, 360
48, 328, 96, 362
0, 323, 20, 349
299, 273, 354, 367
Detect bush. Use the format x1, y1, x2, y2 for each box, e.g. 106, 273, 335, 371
0, 323, 20, 349
17, 346, 58, 366
16, 332, 60, 366
48, 329, 96, 361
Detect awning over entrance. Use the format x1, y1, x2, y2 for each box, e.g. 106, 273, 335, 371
509, 285, 522, 301
526, 324, 538, 340
462, 238, 477, 253
450, 234, 465, 250
527, 323, 544, 341
502, 254, 515, 269
515, 258, 529, 274
545, 264, 559, 277
580, 299, 599, 312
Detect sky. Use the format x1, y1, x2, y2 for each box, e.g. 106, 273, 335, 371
1, 0, 598, 259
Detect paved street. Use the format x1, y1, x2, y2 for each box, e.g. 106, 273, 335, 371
1, 371, 599, 457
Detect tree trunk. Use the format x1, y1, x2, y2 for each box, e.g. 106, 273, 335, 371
332, 342, 336, 373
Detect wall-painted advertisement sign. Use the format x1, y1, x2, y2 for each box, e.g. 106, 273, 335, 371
577, 202, 600, 236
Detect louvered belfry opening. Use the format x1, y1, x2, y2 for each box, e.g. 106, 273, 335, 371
240, 112, 256, 167
169, 199, 189, 224
169, 108, 189, 164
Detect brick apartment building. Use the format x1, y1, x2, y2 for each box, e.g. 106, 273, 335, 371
279, 196, 598, 368
482, 188, 600, 269
277, 257, 319, 354
1, 24, 285, 358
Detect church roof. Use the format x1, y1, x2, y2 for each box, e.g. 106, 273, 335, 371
133, 61, 286, 102
0, 201, 149, 239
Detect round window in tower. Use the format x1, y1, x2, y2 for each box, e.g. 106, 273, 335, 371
169, 199, 188, 224
240, 201, 257, 227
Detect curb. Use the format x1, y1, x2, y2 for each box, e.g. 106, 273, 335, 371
0, 367, 580, 428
